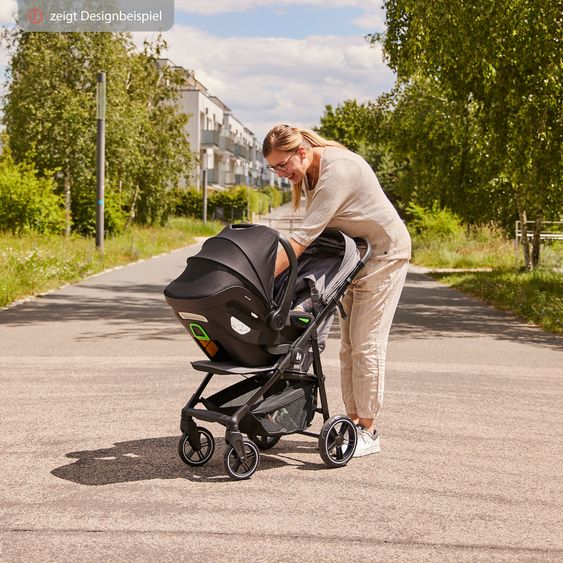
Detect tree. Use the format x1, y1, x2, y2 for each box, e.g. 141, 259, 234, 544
126, 43, 194, 226
375, 77, 512, 226
1, 31, 194, 235
372, 0, 562, 268
315, 99, 403, 206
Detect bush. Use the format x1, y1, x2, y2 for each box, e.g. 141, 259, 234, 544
70, 185, 128, 236
407, 203, 464, 239
170, 187, 203, 218
170, 185, 280, 221
246, 187, 270, 215
0, 159, 66, 234
406, 203, 518, 268
260, 186, 284, 209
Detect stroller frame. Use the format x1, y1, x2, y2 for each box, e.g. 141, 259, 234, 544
176, 229, 371, 480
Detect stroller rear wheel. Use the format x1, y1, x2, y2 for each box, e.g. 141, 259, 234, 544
178, 427, 215, 467
318, 415, 357, 468
224, 438, 260, 480
247, 434, 281, 450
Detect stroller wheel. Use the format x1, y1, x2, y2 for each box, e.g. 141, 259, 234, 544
247, 434, 281, 450
224, 438, 260, 480
178, 428, 215, 467
318, 415, 357, 468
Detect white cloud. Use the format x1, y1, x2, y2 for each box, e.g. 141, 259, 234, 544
0, 1, 17, 24
352, 8, 386, 31
175, 0, 375, 16
148, 25, 394, 140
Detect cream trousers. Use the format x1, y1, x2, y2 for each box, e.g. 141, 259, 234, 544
339, 258, 409, 419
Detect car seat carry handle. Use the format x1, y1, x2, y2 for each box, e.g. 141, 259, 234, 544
268, 231, 298, 331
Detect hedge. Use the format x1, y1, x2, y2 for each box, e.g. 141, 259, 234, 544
170, 185, 287, 221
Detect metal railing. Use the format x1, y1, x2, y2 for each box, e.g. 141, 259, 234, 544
256, 216, 301, 234
515, 221, 563, 244
201, 129, 220, 146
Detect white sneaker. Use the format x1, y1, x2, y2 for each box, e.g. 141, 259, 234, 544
353, 426, 381, 457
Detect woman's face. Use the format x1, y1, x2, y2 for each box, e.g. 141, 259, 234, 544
266, 147, 306, 183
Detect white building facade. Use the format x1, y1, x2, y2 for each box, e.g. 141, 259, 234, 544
159, 59, 282, 190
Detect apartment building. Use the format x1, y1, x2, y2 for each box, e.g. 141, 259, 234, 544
158, 59, 281, 190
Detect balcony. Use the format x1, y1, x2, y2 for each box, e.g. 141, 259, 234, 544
219, 136, 236, 153
234, 143, 250, 160
204, 169, 219, 184
201, 130, 220, 146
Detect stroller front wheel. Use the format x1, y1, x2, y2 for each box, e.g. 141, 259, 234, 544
224, 438, 260, 480
318, 415, 357, 468
178, 428, 215, 467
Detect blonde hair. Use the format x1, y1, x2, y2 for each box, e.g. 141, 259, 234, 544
262, 124, 345, 210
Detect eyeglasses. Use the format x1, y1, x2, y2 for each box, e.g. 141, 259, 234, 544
266, 148, 300, 172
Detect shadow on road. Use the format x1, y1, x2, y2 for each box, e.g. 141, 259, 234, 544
51, 435, 323, 485
0, 283, 186, 341
1, 282, 171, 323
3, 272, 561, 350
391, 273, 562, 349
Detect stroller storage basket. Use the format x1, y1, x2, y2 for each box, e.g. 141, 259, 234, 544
202, 376, 316, 436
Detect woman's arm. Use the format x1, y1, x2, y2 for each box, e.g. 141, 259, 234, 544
274, 238, 307, 277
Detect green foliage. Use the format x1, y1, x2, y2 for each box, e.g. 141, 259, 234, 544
246, 187, 270, 216
315, 100, 377, 153
406, 204, 518, 269
0, 157, 65, 234
260, 186, 284, 209
1, 31, 195, 234
170, 186, 282, 221
406, 203, 464, 238
208, 186, 248, 221
169, 187, 203, 218
315, 100, 391, 180
70, 186, 128, 236
372, 0, 562, 267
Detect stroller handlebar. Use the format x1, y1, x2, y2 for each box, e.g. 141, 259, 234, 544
268, 231, 298, 331
355, 237, 372, 265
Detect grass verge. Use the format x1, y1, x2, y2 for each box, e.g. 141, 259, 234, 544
0, 217, 223, 308
431, 269, 563, 334
412, 224, 562, 333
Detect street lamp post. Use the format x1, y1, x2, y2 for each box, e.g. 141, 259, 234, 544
96, 72, 106, 252
202, 168, 208, 224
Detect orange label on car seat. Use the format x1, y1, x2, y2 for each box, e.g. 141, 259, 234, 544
205, 340, 219, 357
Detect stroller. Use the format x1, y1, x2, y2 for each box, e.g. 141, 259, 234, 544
164, 223, 371, 480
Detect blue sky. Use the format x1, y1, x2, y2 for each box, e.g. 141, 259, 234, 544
174, 6, 369, 39
1, 0, 394, 140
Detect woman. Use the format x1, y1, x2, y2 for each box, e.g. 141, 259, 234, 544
263, 124, 411, 457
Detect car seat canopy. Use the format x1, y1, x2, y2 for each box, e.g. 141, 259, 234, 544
165, 224, 279, 306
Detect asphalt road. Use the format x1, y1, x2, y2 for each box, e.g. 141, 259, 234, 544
1, 239, 562, 562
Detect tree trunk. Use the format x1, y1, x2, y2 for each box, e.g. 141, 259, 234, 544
531, 210, 543, 269
64, 169, 71, 237
125, 184, 140, 228
519, 209, 531, 270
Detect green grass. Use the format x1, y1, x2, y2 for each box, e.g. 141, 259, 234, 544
411, 225, 518, 269
411, 224, 562, 333
411, 224, 563, 271
431, 269, 563, 334
0, 217, 223, 308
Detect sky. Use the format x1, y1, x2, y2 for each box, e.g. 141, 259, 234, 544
0, 0, 395, 141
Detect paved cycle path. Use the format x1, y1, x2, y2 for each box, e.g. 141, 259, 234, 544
1, 241, 562, 562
